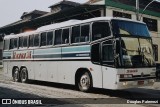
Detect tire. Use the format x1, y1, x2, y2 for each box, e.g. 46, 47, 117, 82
158, 72, 160, 79
78, 72, 92, 92
13, 68, 20, 82
20, 68, 28, 83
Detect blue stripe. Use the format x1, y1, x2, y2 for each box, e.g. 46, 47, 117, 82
33, 54, 61, 58
62, 53, 90, 58
33, 52, 90, 59
34, 48, 61, 55
62, 45, 90, 53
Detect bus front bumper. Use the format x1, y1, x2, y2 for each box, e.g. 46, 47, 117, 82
116, 77, 156, 89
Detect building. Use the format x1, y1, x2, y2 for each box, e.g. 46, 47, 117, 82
0, 1, 104, 35
87, 0, 160, 66
0, 0, 159, 66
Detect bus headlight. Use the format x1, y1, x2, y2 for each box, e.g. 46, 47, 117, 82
123, 82, 128, 86
120, 74, 133, 78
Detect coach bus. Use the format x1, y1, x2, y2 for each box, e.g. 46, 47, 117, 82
3, 17, 156, 92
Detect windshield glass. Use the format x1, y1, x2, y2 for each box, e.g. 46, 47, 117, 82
116, 37, 155, 67
112, 20, 150, 37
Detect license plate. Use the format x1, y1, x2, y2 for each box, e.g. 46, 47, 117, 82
138, 81, 144, 85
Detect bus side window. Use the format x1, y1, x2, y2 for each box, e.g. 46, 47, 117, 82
47, 31, 53, 45
34, 34, 40, 47
62, 28, 69, 44
41, 32, 47, 46
71, 26, 80, 43
102, 41, 114, 66
3, 40, 10, 50
55, 29, 62, 45
91, 43, 100, 64
81, 24, 90, 42
19, 37, 23, 48
14, 38, 18, 49
23, 36, 28, 48
29, 35, 34, 47
10, 39, 14, 49
92, 22, 111, 41
10, 38, 18, 49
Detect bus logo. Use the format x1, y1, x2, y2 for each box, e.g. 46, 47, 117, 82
13, 51, 32, 59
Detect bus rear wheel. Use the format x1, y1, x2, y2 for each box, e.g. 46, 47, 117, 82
20, 68, 28, 83
13, 68, 20, 82
78, 72, 91, 92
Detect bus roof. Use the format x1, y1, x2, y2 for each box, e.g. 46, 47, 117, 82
4, 17, 146, 40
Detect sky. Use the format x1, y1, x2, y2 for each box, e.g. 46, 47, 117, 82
0, 0, 87, 27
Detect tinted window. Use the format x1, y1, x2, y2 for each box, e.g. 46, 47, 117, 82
19, 37, 23, 48
55, 29, 62, 45
41, 32, 47, 46
92, 22, 111, 41
62, 28, 69, 44
3, 40, 10, 50
23, 36, 28, 47
14, 38, 18, 48
34, 34, 39, 47
102, 44, 114, 62
71, 26, 80, 43
81, 25, 90, 42
10, 38, 17, 49
112, 20, 150, 37
91, 43, 100, 63
29, 35, 34, 47
10, 39, 14, 49
47, 31, 53, 45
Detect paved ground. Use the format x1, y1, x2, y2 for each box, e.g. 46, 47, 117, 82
0, 68, 160, 107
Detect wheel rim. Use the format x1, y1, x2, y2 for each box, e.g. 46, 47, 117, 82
14, 69, 19, 81
21, 69, 27, 81
80, 74, 90, 90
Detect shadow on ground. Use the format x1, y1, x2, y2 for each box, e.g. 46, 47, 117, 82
27, 79, 160, 100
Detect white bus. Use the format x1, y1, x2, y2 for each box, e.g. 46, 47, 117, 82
3, 17, 156, 92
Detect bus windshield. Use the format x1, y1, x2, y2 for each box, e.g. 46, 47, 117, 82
111, 20, 150, 37
117, 37, 155, 67
112, 20, 155, 67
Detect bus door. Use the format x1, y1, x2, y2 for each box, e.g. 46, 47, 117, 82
101, 40, 116, 89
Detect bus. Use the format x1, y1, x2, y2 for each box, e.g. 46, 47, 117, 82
3, 17, 156, 92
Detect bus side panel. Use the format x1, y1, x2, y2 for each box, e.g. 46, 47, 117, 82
46, 61, 58, 82
33, 62, 47, 81
58, 61, 75, 84
3, 61, 10, 76
22, 61, 35, 80
58, 61, 103, 88
102, 67, 119, 89
33, 48, 60, 82
89, 63, 103, 88
59, 45, 103, 88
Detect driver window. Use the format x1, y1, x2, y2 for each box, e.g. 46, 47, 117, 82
102, 41, 114, 65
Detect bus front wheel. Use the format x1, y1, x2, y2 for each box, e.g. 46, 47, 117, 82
78, 72, 91, 92
13, 68, 20, 82
20, 68, 28, 83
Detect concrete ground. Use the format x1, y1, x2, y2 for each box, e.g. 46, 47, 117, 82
0, 68, 159, 107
